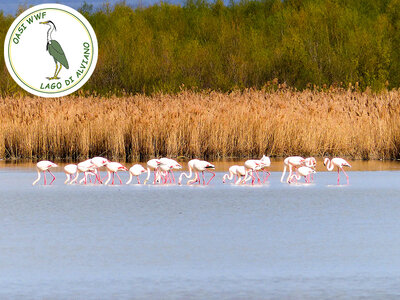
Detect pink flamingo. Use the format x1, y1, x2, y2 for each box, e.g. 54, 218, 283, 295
324, 158, 351, 185
64, 164, 78, 184
126, 164, 147, 184
288, 166, 316, 183
32, 160, 58, 185
91, 156, 110, 183
304, 157, 317, 182
178, 159, 200, 185
188, 160, 215, 185
104, 162, 128, 185
223, 165, 247, 184
156, 162, 175, 184
242, 160, 263, 185
159, 158, 182, 183
260, 155, 272, 183
143, 159, 162, 185
70, 159, 94, 185
223, 165, 240, 183
280, 156, 305, 183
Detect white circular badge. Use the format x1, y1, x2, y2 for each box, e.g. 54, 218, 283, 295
4, 4, 98, 97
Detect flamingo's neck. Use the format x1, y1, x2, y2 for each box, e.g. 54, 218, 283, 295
104, 171, 112, 185
143, 167, 151, 184
326, 159, 335, 171
126, 172, 133, 184
188, 171, 199, 184
280, 165, 287, 182
178, 166, 193, 184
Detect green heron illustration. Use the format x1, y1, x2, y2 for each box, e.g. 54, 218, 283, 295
39, 20, 69, 80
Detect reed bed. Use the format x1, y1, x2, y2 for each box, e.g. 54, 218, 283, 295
1, 89, 400, 161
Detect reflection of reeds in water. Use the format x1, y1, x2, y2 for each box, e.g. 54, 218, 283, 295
1, 89, 400, 160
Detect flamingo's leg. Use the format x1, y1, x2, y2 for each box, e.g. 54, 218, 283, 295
153, 169, 157, 184
287, 165, 293, 183
170, 170, 176, 183
48, 170, 56, 185
337, 167, 340, 185
137, 176, 141, 184
202, 171, 206, 185
206, 170, 215, 185
43, 171, 47, 185
97, 170, 103, 184
251, 171, 255, 185
115, 172, 122, 185
64, 174, 70, 184
112, 172, 115, 185
341, 167, 349, 184
168, 172, 172, 184
255, 171, 261, 184
263, 171, 271, 183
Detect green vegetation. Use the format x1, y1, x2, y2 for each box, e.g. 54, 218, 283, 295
2, 0, 400, 95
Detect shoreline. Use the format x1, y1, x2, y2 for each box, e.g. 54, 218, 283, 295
2, 158, 400, 172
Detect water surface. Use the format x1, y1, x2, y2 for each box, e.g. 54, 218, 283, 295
0, 164, 400, 299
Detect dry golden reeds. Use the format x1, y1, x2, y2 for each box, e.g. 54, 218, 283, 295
1, 89, 400, 161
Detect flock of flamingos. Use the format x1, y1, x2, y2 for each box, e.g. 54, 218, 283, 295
31, 156, 352, 186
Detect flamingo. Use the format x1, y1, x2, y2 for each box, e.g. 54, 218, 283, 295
260, 155, 272, 183
159, 157, 182, 183
324, 157, 351, 185
187, 160, 215, 185
143, 159, 162, 185
64, 164, 78, 184
178, 159, 200, 185
70, 159, 94, 185
104, 162, 128, 185
242, 159, 264, 185
126, 164, 147, 184
304, 157, 317, 182
80, 169, 97, 184
91, 156, 110, 183
32, 160, 58, 185
156, 162, 175, 184
280, 156, 305, 183
223, 165, 247, 184
223, 165, 240, 183
288, 166, 316, 183
305, 157, 317, 168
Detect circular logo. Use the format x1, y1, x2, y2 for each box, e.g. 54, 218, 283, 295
4, 4, 98, 98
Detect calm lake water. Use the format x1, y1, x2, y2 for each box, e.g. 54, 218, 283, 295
1, 160, 400, 299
